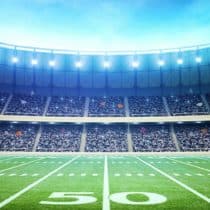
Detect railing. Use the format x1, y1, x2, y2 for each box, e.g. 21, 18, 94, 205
1, 41, 210, 55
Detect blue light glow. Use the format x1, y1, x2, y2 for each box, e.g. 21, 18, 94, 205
0, 0, 210, 51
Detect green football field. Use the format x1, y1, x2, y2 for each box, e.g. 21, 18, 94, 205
0, 154, 210, 210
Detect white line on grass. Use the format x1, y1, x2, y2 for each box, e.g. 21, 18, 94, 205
136, 157, 210, 203
103, 156, 110, 210
0, 156, 80, 209
166, 157, 210, 172
0, 158, 44, 173
0, 157, 17, 163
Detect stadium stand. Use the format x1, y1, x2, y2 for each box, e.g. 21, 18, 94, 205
5, 93, 46, 116
0, 93, 9, 113
36, 125, 82, 152
131, 125, 177, 152
174, 124, 210, 151
166, 94, 208, 116
88, 96, 125, 117
0, 123, 38, 151
46, 96, 85, 117
128, 96, 167, 116
206, 93, 210, 108
85, 124, 128, 152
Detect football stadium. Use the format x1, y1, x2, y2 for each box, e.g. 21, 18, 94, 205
0, 1, 210, 209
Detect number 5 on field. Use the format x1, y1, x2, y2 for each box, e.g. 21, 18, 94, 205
40, 191, 167, 205
40, 192, 97, 205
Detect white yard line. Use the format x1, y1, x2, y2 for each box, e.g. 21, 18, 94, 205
103, 155, 110, 210
0, 158, 44, 173
136, 157, 210, 203
166, 157, 210, 172
0, 157, 18, 163
0, 156, 80, 209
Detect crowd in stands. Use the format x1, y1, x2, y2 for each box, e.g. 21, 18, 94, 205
85, 124, 128, 152
166, 94, 208, 115
175, 124, 210, 151
88, 96, 125, 117
131, 125, 176, 152
128, 96, 167, 116
47, 96, 85, 117
0, 122, 209, 152
5, 93, 46, 116
0, 93, 9, 113
0, 124, 37, 151
0, 92, 210, 116
36, 125, 82, 152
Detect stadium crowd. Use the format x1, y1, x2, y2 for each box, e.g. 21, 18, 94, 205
128, 96, 167, 116
175, 124, 210, 151
36, 125, 82, 152
47, 96, 85, 116
166, 94, 208, 115
88, 96, 125, 116
5, 93, 46, 116
0, 93, 9, 113
131, 125, 176, 152
0, 124, 37, 151
85, 124, 128, 152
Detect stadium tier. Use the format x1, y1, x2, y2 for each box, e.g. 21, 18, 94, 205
128, 96, 167, 116
5, 93, 46, 116
0, 124, 38, 151
85, 124, 128, 152
131, 125, 176, 152
0, 92, 210, 116
46, 96, 85, 117
36, 125, 82, 152
0, 122, 209, 152
88, 96, 125, 117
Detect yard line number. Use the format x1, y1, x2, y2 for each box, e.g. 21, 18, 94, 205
40, 191, 167, 206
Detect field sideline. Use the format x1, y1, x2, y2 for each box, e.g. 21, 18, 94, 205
0, 154, 209, 210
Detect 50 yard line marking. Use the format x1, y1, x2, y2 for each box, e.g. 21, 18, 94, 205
0, 156, 80, 209
103, 155, 110, 210
136, 157, 210, 203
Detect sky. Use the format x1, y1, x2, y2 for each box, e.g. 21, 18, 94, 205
0, 0, 210, 52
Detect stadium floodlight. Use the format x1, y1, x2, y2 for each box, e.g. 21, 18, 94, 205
195, 56, 202, 63
132, 61, 139, 68
158, 60, 165, 66
103, 61, 111, 68
31, 59, 38, 65
49, 60, 56, 67
177, 58, 183, 65
75, 61, 82, 68
12, 56, 19, 63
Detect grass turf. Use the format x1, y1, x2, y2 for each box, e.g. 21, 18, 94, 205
0, 155, 209, 210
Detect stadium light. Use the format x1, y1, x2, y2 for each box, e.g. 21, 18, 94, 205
49, 60, 56, 67
132, 61, 139, 68
158, 60, 165, 66
195, 56, 202, 63
12, 56, 19, 63
75, 61, 82, 68
177, 58, 183, 65
31, 59, 38, 65
103, 61, 111, 69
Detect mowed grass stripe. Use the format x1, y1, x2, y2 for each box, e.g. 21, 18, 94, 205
166, 157, 210, 172
0, 156, 80, 209
136, 157, 210, 203
0, 158, 44, 173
